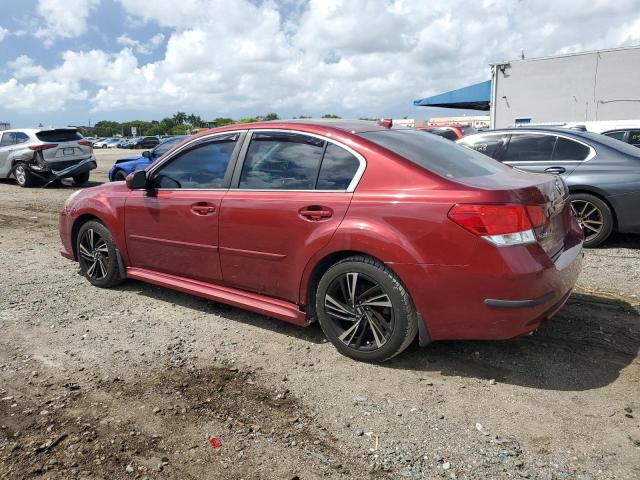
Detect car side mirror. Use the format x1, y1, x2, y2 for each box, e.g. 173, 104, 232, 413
126, 170, 148, 189
142, 150, 152, 158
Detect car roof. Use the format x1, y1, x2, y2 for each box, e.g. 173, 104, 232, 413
1, 127, 78, 134
194, 119, 388, 137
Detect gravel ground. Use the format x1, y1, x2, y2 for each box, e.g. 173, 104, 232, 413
0, 149, 639, 479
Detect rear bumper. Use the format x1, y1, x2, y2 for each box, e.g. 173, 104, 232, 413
29, 156, 97, 180
393, 221, 584, 341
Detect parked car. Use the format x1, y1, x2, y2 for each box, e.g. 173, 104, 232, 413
108, 136, 187, 181
601, 129, 640, 148
129, 136, 160, 149
417, 125, 477, 141
106, 138, 121, 149
60, 120, 582, 362
93, 138, 115, 148
457, 127, 640, 247
0, 128, 96, 187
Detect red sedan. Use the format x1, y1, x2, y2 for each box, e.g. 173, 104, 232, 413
59, 120, 583, 362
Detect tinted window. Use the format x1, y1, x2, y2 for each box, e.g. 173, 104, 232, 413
152, 137, 237, 189
553, 137, 590, 160
240, 132, 324, 190
13, 132, 29, 144
153, 137, 183, 157
359, 129, 510, 179
316, 143, 360, 190
0, 132, 13, 147
603, 131, 626, 141
36, 130, 82, 142
629, 130, 640, 146
459, 134, 504, 159
503, 134, 556, 162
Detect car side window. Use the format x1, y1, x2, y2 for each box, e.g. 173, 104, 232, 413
0, 132, 14, 147
239, 132, 325, 190
603, 131, 626, 141
14, 132, 29, 144
503, 134, 556, 162
459, 135, 504, 159
152, 137, 237, 189
553, 137, 591, 160
629, 130, 640, 147
153, 139, 181, 157
316, 143, 360, 190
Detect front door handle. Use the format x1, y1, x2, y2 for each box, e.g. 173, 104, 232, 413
299, 205, 333, 221
545, 166, 566, 174
191, 202, 216, 216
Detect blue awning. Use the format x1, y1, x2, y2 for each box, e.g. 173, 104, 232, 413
413, 80, 491, 110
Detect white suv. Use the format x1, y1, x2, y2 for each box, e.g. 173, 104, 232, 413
0, 128, 96, 187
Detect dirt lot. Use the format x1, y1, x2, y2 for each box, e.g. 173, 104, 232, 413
1, 149, 639, 479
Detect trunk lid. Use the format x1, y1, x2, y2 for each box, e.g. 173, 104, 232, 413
457, 169, 569, 258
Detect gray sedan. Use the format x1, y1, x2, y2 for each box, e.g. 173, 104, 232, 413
458, 127, 640, 247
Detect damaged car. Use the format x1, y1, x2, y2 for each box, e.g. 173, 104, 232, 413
0, 128, 97, 187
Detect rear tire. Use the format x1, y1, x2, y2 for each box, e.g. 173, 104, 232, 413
76, 221, 125, 288
570, 193, 613, 248
73, 172, 90, 185
316, 255, 418, 363
13, 163, 35, 188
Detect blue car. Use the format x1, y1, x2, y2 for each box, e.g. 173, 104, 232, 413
108, 136, 187, 181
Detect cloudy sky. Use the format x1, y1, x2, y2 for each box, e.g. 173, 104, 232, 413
1, 0, 639, 127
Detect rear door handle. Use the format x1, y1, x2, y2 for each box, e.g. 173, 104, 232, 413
191, 202, 216, 216
545, 166, 566, 174
299, 205, 333, 221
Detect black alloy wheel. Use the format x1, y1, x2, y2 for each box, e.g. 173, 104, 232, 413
316, 255, 418, 362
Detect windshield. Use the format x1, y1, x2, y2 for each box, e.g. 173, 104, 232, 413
358, 129, 510, 179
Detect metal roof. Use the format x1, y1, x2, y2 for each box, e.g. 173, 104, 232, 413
413, 80, 491, 111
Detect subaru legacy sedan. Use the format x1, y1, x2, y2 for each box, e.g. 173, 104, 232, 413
59, 120, 583, 362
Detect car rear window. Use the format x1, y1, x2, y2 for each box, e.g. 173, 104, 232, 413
358, 129, 509, 179
36, 129, 82, 142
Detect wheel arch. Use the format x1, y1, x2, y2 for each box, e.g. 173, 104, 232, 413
568, 187, 618, 230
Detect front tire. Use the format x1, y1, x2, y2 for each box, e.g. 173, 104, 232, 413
570, 193, 613, 248
73, 172, 90, 185
13, 163, 36, 187
76, 221, 124, 288
316, 255, 418, 363
113, 170, 127, 182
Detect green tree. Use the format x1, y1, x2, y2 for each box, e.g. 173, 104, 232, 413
263, 112, 279, 121
214, 117, 235, 126
321, 114, 341, 119
187, 113, 203, 127
172, 111, 187, 125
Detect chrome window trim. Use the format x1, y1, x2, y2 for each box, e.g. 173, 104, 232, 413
470, 130, 596, 162
235, 128, 367, 193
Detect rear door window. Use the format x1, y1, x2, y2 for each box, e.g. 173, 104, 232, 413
503, 134, 556, 162
553, 137, 591, 160
239, 132, 324, 190
359, 129, 510, 179
629, 130, 640, 147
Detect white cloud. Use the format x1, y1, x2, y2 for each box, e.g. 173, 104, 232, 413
0, 26, 8, 42
34, 0, 100, 47
117, 33, 165, 55
2, 0, 640, 116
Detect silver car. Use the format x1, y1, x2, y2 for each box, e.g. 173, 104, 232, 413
0, 128, 97, 187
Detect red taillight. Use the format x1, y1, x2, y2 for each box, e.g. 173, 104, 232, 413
448, 204, 546, 246
29, 144, 57, 151
78, 140, 92, 146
